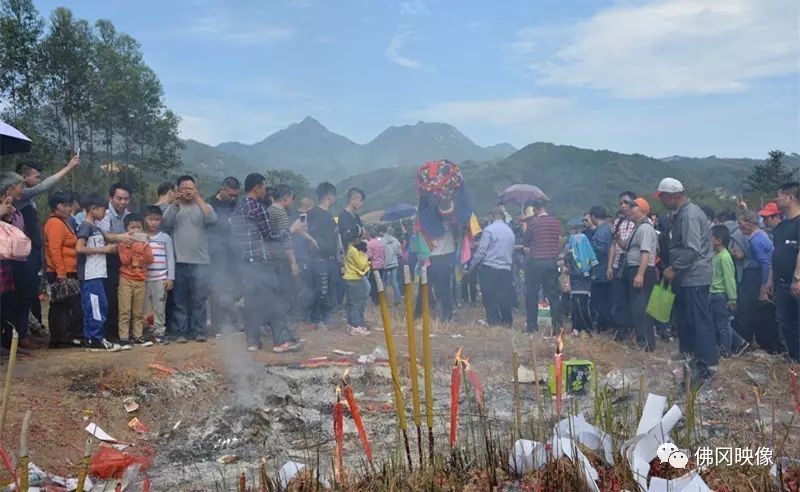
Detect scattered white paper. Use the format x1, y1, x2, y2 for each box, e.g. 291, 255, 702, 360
636, 393, 667, 436
279, 461, 306, 488
648, 470, 711, 492
770, 457, 800, 487
552, 413, 614, 465
509, 440, 547, 474
331, 349, 354, 356
85, 423, 130, 449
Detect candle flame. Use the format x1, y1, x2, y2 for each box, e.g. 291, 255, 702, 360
556, 332, 564, 355
342, 367, 350, 384
336, 385, 341, 399
454, 347, 463, 365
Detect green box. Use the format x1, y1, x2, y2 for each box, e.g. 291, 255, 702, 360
548, 359, 595, 396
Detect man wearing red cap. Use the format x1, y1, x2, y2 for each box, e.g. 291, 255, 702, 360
620, 197, 658, 351
759, 202, 782, 234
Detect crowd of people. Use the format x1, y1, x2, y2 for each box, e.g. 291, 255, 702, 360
0, 158, 799, 388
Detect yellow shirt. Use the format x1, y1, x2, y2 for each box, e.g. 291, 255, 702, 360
343, 245, 370, 280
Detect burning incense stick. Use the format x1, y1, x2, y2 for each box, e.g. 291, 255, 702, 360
403, 265, 423, 464
790, 368, 800, 415
512, 352, 521, 438
18, 410, 31, 492
420, 267, 435, 459
555, 331, 564, 416
342, 369, 373, 462
374, 271, 412, 468
0, 327, 19, 438
333, 386, 344, 482
450, 348, 463, 448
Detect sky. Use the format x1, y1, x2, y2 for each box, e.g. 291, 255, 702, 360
33, 0, 799, 158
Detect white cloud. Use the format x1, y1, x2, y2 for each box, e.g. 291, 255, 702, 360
385, 33, 424, 69
186, 8, 294, 47
406, 97, 571, 126
510, 0, 799, 98
400, 0, 430, 16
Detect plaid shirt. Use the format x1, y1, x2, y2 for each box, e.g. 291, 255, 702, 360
230, 197, 281, 263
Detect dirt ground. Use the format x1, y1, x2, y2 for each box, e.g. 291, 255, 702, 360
1, 301, 799, 487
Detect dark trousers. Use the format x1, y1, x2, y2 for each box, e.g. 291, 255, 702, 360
709, 293, 746, 356
209, 256, 238, 335
46, 273, 83, 345
612, 274, 629, 331
524, 257, 562, 332
623, 266, 657, 350
171, 263, 209, 339
104, 255, 121, 340
775, 280, 800, 362
478, 266, 513, 326
571, 293, 593, 332
240, 260, 294, 348
291, 262, 314, 322
13, 247, 41, 339
310, 257, 340, 324
429, 253, 455, 322
674, 285, 719, 366
1, 289, 18, 349
734, 268, 761, 343
590, 281, 613, 330
461, 267, 479, 305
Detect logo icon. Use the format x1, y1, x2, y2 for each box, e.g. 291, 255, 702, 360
657, 442, 687, 469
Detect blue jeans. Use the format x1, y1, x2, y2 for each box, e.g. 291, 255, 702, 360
674, 285, 719, 366
345, 278, 369, 328
382, 267, 402, 304
709, 293, 745, 356
170, 263, 209, 339
81, 279, 107, 341
775, 280, 800, 362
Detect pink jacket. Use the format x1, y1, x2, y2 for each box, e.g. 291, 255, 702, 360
367, 237, 385, 270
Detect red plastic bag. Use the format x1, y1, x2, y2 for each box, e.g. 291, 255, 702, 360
89, 446, 152, 479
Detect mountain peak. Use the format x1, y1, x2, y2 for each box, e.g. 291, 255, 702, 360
295, 115, 326, 130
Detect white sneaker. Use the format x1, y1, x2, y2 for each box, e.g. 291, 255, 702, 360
101, 339, 121, 352
247, 345, 259, 352
349, 326, 369, 336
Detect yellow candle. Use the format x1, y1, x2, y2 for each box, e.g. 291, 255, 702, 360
375, 271, 408, 431
420, 266, 434, 430
404, 266, 422, 427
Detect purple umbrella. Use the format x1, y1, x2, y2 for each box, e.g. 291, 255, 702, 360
499, 184, 549, 207
0, 120, 32, 155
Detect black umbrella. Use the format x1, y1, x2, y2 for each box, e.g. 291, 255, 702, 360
0, 120, 32, 155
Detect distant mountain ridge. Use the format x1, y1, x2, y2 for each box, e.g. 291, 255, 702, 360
336, 141, 800, 220
180, 117, 516, 181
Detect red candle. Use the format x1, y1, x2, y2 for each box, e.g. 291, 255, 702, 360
343, 380, 373, 462
555, 332, 564, 415
450, 348, 462, 448
464, 362, 484, 410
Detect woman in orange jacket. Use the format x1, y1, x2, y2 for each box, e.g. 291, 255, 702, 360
43, 191, 83, 348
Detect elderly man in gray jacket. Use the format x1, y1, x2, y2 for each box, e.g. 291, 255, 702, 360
657, 178, 718, 388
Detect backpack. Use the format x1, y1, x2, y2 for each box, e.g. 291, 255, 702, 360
0, 220, 31, 261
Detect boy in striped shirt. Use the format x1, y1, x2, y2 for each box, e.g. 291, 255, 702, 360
144, 206, 175, 344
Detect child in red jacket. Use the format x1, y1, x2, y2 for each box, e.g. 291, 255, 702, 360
117, 214, 154, 348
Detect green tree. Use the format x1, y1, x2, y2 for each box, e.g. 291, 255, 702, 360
0, 0, 43, 114
745, 150, 798, 204
264, 168, 311, 198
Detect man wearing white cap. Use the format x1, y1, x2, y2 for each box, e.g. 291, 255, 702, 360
656, 177, 717, 387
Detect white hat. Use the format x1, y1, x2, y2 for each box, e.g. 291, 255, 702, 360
656, 177, 684, 195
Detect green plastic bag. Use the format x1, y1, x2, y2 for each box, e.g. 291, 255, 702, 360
646, 282, 675, 323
